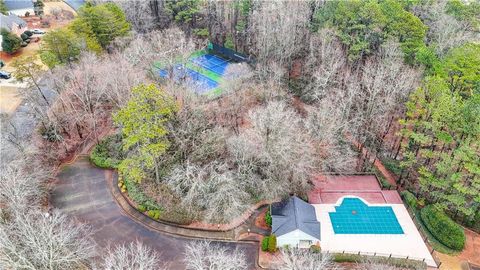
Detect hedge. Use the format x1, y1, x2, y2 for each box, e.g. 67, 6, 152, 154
89, 134, 123, 169
265, 208, 272, 227
261, 237, 269, 251
420, 205, 465, 251
401, 190, 418, 209
333, 253, 426, 269
268, 234, 277, 252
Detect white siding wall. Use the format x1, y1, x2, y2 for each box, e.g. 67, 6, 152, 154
276, 229, 320, 248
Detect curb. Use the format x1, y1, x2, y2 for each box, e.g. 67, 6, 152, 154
108, 169, 272, 241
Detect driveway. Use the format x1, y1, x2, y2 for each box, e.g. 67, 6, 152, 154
51, 156, 257, 269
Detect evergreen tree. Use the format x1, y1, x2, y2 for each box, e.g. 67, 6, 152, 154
1, 28, 22, 54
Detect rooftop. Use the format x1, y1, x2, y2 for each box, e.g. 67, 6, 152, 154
271, 196, 320, 240
4, 0, 34, 11
0, 14, 27, 31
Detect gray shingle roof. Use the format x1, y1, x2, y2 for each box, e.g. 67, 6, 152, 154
63, 0, 85, 11
0, 14, 27, 31
4, 0, 33, 11
271, 196, 321, 240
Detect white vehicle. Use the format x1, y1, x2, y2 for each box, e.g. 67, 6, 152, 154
31, 29, 45, 34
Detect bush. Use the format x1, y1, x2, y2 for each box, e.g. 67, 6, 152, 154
420, 205, 465, 251
309, 245, 321, 253
89, 134, 124, 169
401, 190, 418, 209
265, 208, 272, 227
261, 236, 269, 251
268, 234, 277, 253
24, 30, 33, 37
147, 210, 161, 220
137, 204, 146, 212
20, 33, 29, 40
1, 28, 22, 53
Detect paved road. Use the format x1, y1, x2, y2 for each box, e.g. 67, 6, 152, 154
51, 156, 257, 269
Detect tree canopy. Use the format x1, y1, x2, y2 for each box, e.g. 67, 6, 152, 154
1, 28, 22, 54
114, 84, 177, 184
77, 2, 131, 48
39, 28, 83, 68
314, 0, 427, 63
399, 43, 480, 223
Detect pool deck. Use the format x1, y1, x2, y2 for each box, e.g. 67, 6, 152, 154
307, 175, 436, 267
308, 174, 403, 204
314, 197, 436, 267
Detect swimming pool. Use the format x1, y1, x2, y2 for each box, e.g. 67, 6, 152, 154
329, 197, 404, 234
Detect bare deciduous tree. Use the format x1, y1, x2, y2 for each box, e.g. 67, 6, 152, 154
228, 101, 316, 199
101, 241, 165, 270
303, 29, 346, 103
278, 248, 342, 270
413, 0, 479, 57
120, 27, 195, 77
183, 241, 247, 270
0, 209, 96, 270
112, 0, 158, 33
248, 0, 311, 66
0, 162, 48, 213
166, 161, 249, 223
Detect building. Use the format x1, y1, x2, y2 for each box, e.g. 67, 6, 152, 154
271, 196, 321, 248
4, 0, 34, 17
0, 14, 27, 35
63, 0, 85, 12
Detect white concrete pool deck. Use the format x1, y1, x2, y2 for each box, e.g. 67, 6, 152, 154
314, 196, 436, 267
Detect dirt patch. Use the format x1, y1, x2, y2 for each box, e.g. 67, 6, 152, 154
254, 208, 270, 231
0, 85, 22, 114
458, 229, 480, 266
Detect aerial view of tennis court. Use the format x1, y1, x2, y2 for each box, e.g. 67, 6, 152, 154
155, 51, 237, 94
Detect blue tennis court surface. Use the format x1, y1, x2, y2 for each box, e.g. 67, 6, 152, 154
329, 198, 404, 234
191, 54, 229, 75
157, 53, 234, 94
158, 63, 219, 94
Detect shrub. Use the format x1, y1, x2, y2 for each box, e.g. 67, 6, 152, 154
137, 204, 146, 212
20, 33, 29, 40
267, 234, 277, 253
309, 245, 321, 253
24, 30, 33, 37
1, 28, 22, 54
261, 236, 269, 251
147, 210, 161, 220
420, 205, 465, 251
265, 208, 272, 227
89, 134, 123, 169
401, 190, 418, 209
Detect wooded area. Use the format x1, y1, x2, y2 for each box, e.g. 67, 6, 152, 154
1, 0, 479, 269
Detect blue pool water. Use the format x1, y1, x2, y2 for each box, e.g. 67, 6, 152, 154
329, 198, 404, 234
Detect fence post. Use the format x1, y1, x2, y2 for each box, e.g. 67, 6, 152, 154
374, 252, 376, 256
389, 254, 392, 259
358, 251, 360, 255
430, 249, 435, 255
438, 262, 442, 268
